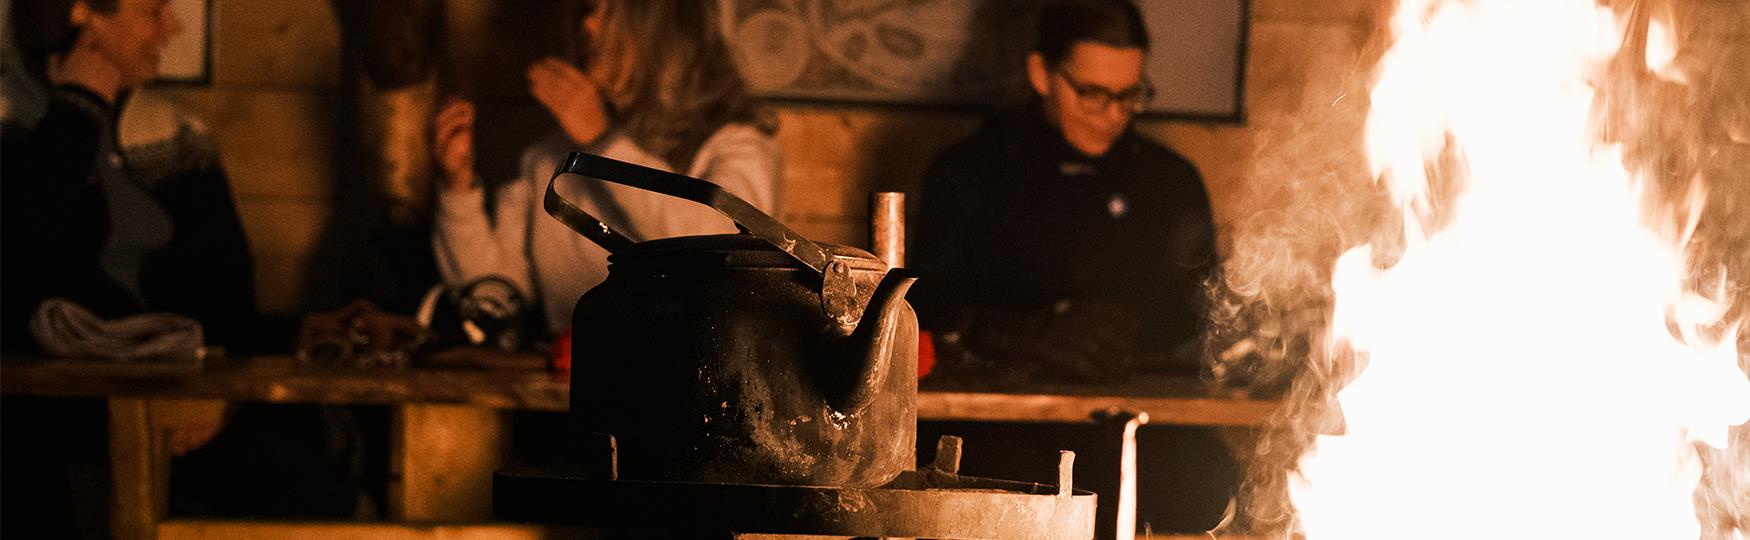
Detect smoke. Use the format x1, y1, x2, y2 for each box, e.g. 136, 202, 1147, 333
1206, 0, 1750, 535
1197, 7, 1399, 533
1594, 2, 1750, 537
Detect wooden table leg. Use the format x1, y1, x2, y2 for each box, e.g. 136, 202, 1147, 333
389, 403, 506, 521
110, 397, 166, 540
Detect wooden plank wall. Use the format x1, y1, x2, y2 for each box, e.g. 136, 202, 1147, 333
153, 0, 341, 313
140, 0, 1748, 316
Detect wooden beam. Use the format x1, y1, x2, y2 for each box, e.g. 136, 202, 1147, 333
916, 391, 1277, 426
0, 356, 572, 411
156, 520, 584, 540
6, 357, 1276, 427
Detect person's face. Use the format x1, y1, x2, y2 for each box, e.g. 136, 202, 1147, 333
580, 0, 631, 107
78, 0, 182, 87
582, 0, 606, 41
1027, 42, 1148, 157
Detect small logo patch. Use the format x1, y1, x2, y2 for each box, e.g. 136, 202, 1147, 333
1107, 193, 1129, 219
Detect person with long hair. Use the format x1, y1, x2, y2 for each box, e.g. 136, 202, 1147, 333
431, 0, 782, 338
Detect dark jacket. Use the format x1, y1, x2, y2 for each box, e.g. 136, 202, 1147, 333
1, 86, 257, 352
912, 105, 1218, 373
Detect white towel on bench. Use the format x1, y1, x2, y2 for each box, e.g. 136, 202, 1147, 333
29, 298, 204, 361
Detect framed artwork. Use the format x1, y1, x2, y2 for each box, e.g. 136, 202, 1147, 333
156, 0, 212, 83
720, 0, 1249, 122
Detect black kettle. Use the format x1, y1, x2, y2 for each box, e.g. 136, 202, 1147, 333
545, 152, 919, 487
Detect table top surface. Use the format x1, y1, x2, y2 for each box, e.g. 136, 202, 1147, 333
0, 354, 1279, 426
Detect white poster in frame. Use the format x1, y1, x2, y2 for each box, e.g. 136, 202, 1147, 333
156, 0, 210, 83
719, 0, 1249, 122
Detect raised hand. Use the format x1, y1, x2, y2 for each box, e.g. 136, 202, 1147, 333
432, 98, 477, 191
526, 57, 610, 146
153, 399, 228, 456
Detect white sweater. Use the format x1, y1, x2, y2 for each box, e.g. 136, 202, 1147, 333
433, 125, 783, 333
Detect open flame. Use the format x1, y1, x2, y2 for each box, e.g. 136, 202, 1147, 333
1289, 0, 1750, 538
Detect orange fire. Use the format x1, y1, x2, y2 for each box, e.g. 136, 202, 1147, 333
1290, 0, 1750, 538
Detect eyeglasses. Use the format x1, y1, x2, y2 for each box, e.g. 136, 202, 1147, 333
1054, 69, 1155, 115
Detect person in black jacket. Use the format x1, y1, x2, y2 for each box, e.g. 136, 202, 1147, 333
912, 0, 1236, 533
1, 0, 254, 354
914, 0, 1216, 383
2, 1, 358, 536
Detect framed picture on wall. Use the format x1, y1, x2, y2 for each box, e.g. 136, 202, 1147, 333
719, 0, 1249, 123
156, 0, 212, 83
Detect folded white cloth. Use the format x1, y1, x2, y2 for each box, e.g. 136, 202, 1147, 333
29, 298, 205, 360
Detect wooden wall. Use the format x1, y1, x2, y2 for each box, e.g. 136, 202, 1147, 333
143, 0, 1747, 315
153, 0, 341, 313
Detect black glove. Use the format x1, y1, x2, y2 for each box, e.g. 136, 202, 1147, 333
936, 300, 1141, 383
924, 304, 1046, 387
1027, 300, 1140, 382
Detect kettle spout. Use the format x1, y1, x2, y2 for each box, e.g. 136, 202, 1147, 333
824, 269, 918, 416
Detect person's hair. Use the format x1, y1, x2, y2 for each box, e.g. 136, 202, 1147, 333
1034, 0, 1149, 67
10, 0, 119, 79
590, 0, 772, 170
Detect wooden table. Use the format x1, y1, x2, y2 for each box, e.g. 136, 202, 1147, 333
919, 376, 1276, 427
1, 355, 1277, 540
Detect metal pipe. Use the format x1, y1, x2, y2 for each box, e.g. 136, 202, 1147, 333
1115, 410, 1149, 540
932, 435, 963, 476
871, 192, 906, 268
1057, 450, 1076, 501
1095, 407, 1150, 540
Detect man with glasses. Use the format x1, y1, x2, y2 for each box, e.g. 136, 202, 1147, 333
912, 0, 1234, 533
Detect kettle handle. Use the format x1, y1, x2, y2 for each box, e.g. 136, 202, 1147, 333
544, 152, 835, 276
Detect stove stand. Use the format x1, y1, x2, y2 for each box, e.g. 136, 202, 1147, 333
494, 435, 1097, 539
